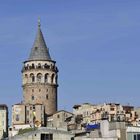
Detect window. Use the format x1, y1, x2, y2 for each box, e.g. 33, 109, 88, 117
25, 74, 28, 78
37, 73, 42, 82
110, 108, 114, 111
41, 134, 53, 140
32, 64, 35, 69
16, 114, 19, 121
138, 134, 140, 140
33, 105, 35, 110
32, 95, 34, 100
46, 94, 48, 99
38, 63, 41, 69
44, 63, 48, 68
30, 73, 35, 83
39, 89, 41, 92
35, 47, 38, 50
27, 64, 29, 69
51, 74, 55, 84
134, 135, 136, 140
45, 73, 48, 83
57, 114, 60, 118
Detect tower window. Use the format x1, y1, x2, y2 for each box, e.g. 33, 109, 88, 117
27, 64, 29, 69
32, 64, 35, 69
51, 74, 55, 84
39, 89, 41, 92
45, 73, 48, 83
38, 63, 41, 69
37, 73, 42, 82
25, 74, 28, 82
46, 94, 48, 99
32, 89, 34, 92
32, 95, 34, 100
35, 47, 38, 50
32, 76, 35, 82
44, 63, 47, 68
33, 105, 35, 110
30, 73, 35, 83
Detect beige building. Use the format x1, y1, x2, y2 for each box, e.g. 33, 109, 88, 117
12, 104, 26, 125
11, 103, 45, 137
73, 103, 137, 127
73, 103, 96, 124
12, 103, 45, 127
47, 110, 73, 130
0, 104, 8, 139
123, 105, 137, 125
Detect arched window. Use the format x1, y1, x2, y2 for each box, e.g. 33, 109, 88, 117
30, 73, 35, 83
32, 63, 35, 69
25, 74, 28, 79
51, 74, 55, 84
38, 63, 41, 69
44, 73, 49, 83
37, 73, 42, 83
27, 64, 29, 69
44, 63, 48, 68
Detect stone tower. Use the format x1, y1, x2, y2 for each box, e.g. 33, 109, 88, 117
22, 21, 58, 115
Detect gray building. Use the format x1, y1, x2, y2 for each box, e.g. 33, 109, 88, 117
8, 127, 74, 140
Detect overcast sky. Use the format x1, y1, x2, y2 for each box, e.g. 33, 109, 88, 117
0, 1, 140, 116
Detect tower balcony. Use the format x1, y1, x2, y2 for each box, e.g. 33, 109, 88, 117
22, 65, 58, 73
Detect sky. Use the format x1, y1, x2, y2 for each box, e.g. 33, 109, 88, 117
0, 0, 140, 118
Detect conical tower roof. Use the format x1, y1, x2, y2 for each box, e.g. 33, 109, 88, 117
28, 20, 51, 61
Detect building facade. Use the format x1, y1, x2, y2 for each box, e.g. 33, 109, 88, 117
0, 104, 8, 139
73, 103, 138, 128
22, 21, 58, 116
12, 103, 45, 127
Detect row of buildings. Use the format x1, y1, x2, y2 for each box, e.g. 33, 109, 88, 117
1, 102, 140, 139
1, 20, 140, 140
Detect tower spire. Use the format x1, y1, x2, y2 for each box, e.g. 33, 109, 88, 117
28, 20, 51, 61
38, 17, 41, 27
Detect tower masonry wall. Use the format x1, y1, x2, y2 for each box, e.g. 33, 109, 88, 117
22, 60, 58, 115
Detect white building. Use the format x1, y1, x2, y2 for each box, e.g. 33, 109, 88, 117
0, 104, 8, 139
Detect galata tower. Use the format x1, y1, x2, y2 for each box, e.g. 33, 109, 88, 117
22, 20, 58, 115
